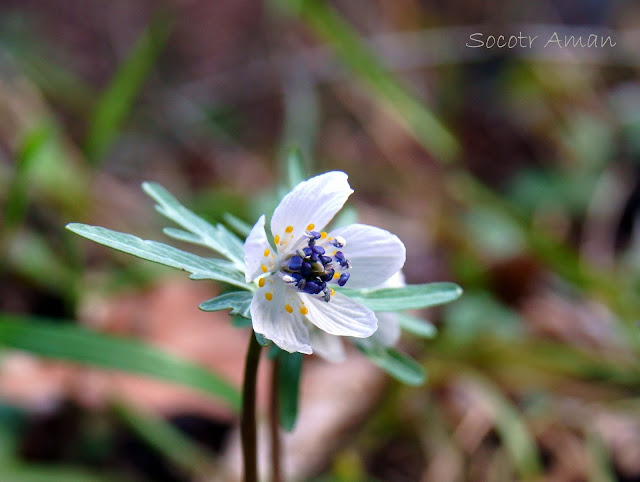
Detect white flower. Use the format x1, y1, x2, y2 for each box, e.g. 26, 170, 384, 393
243, 171, 406, 355
309, 271, 406, 362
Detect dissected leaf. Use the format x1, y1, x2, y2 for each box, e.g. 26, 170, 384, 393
255, 332, 272, 347
395, 312, 437, 338
199, 291, 253, 319
342, 282, 462, 311
142, 182, 245, 267
66, 223, 248, 290
356, 344, 425, 385
222, 212, 252, 239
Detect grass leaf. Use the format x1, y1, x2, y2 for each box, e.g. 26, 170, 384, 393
0, 314, 240, 411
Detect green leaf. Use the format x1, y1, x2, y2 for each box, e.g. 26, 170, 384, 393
471, 375, 542, 478
4, 123, 53, 234
66, 223, 249, 291
0, 465, 116, 482
113, 402, 216, 478
0, 315, 240, 411
199, 291, 253, 319
142, 182, 245, 267
285, 147, 308, 190
84, 12, 172, 162
277, 351, 303, 431
223, 212, 252, 239
231, 315, 252, 328
255, 332, 272, 347
272, 0, 459, 163
342, 282, 463, 311
395, 312, 437, 338
356, 344, 425, 386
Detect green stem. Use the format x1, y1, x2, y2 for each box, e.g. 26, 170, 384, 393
270, 357, 282, 482
241, 334, 262, 482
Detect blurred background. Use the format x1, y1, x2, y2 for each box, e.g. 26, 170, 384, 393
1, 0, 640, 480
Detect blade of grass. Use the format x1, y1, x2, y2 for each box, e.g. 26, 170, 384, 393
112, 402, 219, 479
277, 1, 640, 348
471, 374, 542, 479
0, 314, 240, 411
272, 0, 459, 162
84, 11, 172, 163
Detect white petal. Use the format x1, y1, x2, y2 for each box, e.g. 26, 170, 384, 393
370, 312, 401, 347
303, 291, 377, 338
270, 171, 353, 251
328, 224, 406, 289
309, 328, 346, 362
250, 276, 311, 354
244, 215, 275, 282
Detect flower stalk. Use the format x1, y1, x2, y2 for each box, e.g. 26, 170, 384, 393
270, 356, 282, 482
241, 334, 262, 482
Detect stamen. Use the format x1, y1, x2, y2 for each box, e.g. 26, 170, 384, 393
274, 235, 280, 244
338, 272, 350, 286
299, 306, 308, 315
258, 278, 266, 288
288, 256, 303, 271
261, 264, 268, 273
285, 226, 294, 233
285, 304, 293, 313
277, 229, 351, 302
332, 236, 346, 248
263, 248, 270, 257
265, 292, 273, 301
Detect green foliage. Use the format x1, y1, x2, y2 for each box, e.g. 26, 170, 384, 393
223, 212, 252, 239
285, 147, 309, 190
255, 331, 272, 347
277, 351, 303, 431
66, 224, 248, 290
143, 182, 245, 268
394, 313, 437, 338
199, 291, 253, 319
84, 12, 172, 162
113, 403, 216, 478
3, 123, 52, 234
0, 314, 240, 411
356, 344, 425, 386
471, 376, 542, 478
271, 0, 459, 162
342, 282, 462, 311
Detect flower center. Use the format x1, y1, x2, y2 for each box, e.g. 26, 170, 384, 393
279, 230, 351, 302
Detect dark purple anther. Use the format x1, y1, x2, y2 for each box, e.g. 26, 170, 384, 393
311, 245, 325, 255
308, 231, 321, 239
303, 281, 322, 294
302, 247, 312, 257
334, 251, 345, 261
310, 253, 319, 263
288, 255, 303, 271
320, 255, 332, 265
301, 262, 312, 277
338, 272, 350, 286
291, 273, 303, 283
320, 269, 335, 282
